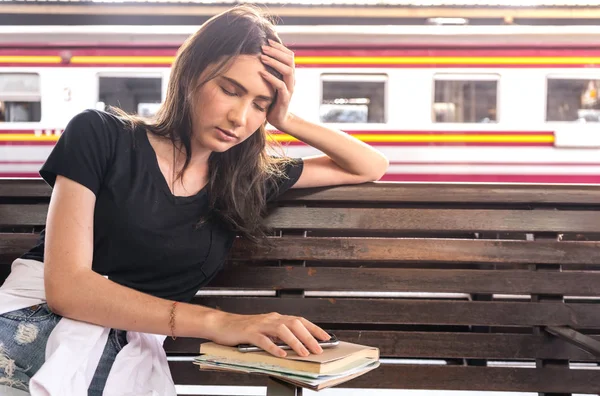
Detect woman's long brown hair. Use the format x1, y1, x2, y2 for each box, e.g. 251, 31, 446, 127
114, 5, 294, 243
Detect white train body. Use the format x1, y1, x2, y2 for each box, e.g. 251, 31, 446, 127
2, 25, 600, 183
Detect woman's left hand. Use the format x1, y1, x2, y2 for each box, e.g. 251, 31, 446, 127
260, 39, 295, 131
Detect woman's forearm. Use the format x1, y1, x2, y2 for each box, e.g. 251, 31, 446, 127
278, 113, 389, 180
47, 269, 224, 340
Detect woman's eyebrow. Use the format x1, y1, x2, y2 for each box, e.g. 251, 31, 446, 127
220, 76, 273, 102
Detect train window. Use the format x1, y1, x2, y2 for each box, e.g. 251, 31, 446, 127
0, 73, 41, 122
546, 78, 600, 122
98, 76, 162, 116
320, 74, 387, 123
433, 74, 498, 123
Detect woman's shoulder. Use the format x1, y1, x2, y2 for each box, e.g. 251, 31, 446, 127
67, 108, 132, 133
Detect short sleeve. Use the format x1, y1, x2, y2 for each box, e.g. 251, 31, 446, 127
265, 158, 304, 203
40, 110, 117, 195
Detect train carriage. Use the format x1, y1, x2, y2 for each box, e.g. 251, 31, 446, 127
2, 25, 600, 183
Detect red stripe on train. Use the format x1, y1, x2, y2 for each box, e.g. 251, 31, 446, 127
380, 174, 600, 184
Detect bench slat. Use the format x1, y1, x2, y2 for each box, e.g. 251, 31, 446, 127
165, 330, 600, 361
279, 183, 600, 205
232, 237, 600, 264
3, 235, 599, 266
5, 205, 600, 233
168, 362, 600, 393
208, 267, 600, 296
5, 179, 600, 205
0, 233, 38, 262
193, 297, 600, 327
266, 207, 600, 233
0, 179, 50, 198
0, 204, 47, 227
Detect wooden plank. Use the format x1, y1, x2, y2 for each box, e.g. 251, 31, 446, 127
168, 362, 600, 392
208, 267, 600, 296
0, 233, 38, 263
4, 179, 600, 205
0, 179, 50, 198
279, 183, 600, 205
164, 331, 600, 361
231, 237, 600, 265
7, 205, 600, 233
0, 204, 48, 226
265, 207, 600, 233
193, 297, 600, 327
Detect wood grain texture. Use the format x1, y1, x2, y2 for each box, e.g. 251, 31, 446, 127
231, 237, 600, 264
265, 207, 600, 233
192, 297, 600, 327
165, 330, 600, 361
207, 267, 600, 296
168, 362, 600, 392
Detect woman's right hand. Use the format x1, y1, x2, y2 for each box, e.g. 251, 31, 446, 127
209, 311, 331, 358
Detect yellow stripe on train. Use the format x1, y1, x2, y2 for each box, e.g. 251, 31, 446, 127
0, 56, 63, 63
0, 134, 59, 141
270, 134, 555, 143
1, 55, 599, 66
63, 56, 600, 65
0, 133, 554, 144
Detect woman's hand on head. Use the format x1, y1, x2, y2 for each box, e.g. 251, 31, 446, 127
259, 39, 295, 131
210, 311, 331, 358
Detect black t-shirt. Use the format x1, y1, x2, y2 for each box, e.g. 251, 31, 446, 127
21, 109, 303, 302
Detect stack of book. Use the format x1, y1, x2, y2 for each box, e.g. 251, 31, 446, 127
194, 341, 380, 390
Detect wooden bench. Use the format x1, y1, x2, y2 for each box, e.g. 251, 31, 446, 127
2, 178, 600, 395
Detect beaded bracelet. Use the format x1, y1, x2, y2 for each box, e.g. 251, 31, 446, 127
169, 301, 178, 340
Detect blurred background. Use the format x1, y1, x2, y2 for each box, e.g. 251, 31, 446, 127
1, 2, 600, 391
3, 1, 600, 185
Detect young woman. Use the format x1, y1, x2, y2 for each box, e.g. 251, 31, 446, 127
0, 5, 388, 395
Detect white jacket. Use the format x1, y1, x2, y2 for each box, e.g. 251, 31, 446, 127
0, 258, 177, 396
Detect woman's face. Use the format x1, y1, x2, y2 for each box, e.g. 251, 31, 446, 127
191, 54, 275, 153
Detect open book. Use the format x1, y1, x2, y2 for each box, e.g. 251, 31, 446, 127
195, 341, 380, 391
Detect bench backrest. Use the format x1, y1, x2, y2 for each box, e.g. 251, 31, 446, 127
1, 179, 600, 394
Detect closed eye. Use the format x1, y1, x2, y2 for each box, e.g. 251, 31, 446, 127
220, 87, 237, 96
222, 86, 267, 111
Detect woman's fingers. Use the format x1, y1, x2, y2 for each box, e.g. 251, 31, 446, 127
271, 316, 329, 356
233, 313, 332, 358
260, 53, 293, 76
286, 319, 324, 355
299, 317, 331, 341
274, 324, 310, 357
259, 70, 288, 98
263, 39, 294, 66
261, 42, 295, 93
254, 334, 288, 357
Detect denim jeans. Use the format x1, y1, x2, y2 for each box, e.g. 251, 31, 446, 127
0, 303, 127, 395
